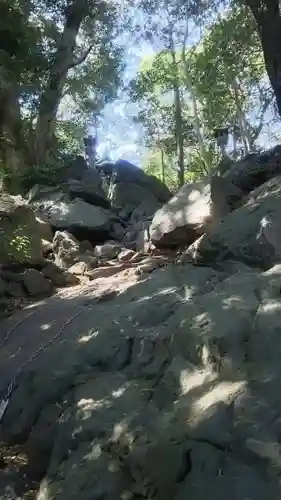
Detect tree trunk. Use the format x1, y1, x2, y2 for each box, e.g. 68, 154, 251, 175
174, 84, 185, 187
181, 53, 210, 172
0, 67, 26, 182
244, 0, 281, 118
160, 148, 165, 184
170, 36, 185, 187
231, 78, 250, 155
34, 0, 90, 165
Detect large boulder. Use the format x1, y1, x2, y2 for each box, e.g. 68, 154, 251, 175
29, 187, 113, 237
129, 201, 161, 225
28, 176, 110, 213
109, 181, 161, 213
46, 198, 112, 234
149, 175, 243, 247
223, 145, 281, 193
27, 184, 64, 205
0, 193, 43, 266
97, 159, 172, 203
63, 154, 88, 181
67, 179, 109, 210
195, 174, 281, 268
66, 166, 110, 210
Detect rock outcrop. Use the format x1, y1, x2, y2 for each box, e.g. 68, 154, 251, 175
29, 187, 113, 236
2, 148, 281, 499
193, 175, 281, 268
1, 258, 281, 499
27, 158, 171, 252
223, 144, 281, 192
97, 159, 172, 203
149, 175, 244, 247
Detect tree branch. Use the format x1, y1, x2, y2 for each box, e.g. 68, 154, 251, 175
69, 45, 93, 69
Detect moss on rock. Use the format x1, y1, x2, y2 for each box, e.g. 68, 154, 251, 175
0, 193, 43, 265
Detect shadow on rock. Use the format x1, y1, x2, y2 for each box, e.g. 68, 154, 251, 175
1, 261, 281, 499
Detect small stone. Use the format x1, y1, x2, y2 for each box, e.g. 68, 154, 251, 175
68, 262, 87, 275
118, 249, 136, 262
135, 263, 156, 275
93, 241, 122, 260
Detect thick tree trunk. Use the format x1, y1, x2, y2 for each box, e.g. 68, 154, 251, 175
244, 0, 281, 118
34, 0, 90, 165
0, 67, 26, 181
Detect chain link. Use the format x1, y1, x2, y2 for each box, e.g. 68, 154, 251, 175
0, 308, 38, 350
0, 304, 90, 421
0, 286, 115, 422
5, 307, 85, 400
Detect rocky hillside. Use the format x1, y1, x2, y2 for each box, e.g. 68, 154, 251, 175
1, 149, 281, 499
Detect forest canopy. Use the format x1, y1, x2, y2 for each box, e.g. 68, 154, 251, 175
0, 0, 280, 191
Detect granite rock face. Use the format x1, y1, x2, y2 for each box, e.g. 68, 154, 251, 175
2, 150, 281, 498
1, 259, 281, 499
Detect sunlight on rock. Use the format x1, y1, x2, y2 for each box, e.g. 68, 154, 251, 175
77, 397, 110, 420
108, 460, 121, 472
136, 286, 176, 303
110, 421, 134, 446
10, 347, 22, 359
72, 425, 83, 439
158, 287, 178, 296
194, 380, 246, 413
78, 328, 99, 343
85, 443, 102, 461
261, 300, 281, 314
112, 422, 128, 442
222, 296, 244, 309
37, 478, 51, 500
179, 368, 216, 396
40, 322, 52, 331
112, 386, 126, 398
121, 491, 134, 500
77, 397, 95, 409
192, 312, 213, 331
188, 189, 203, 202
25, 301, 45, 310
